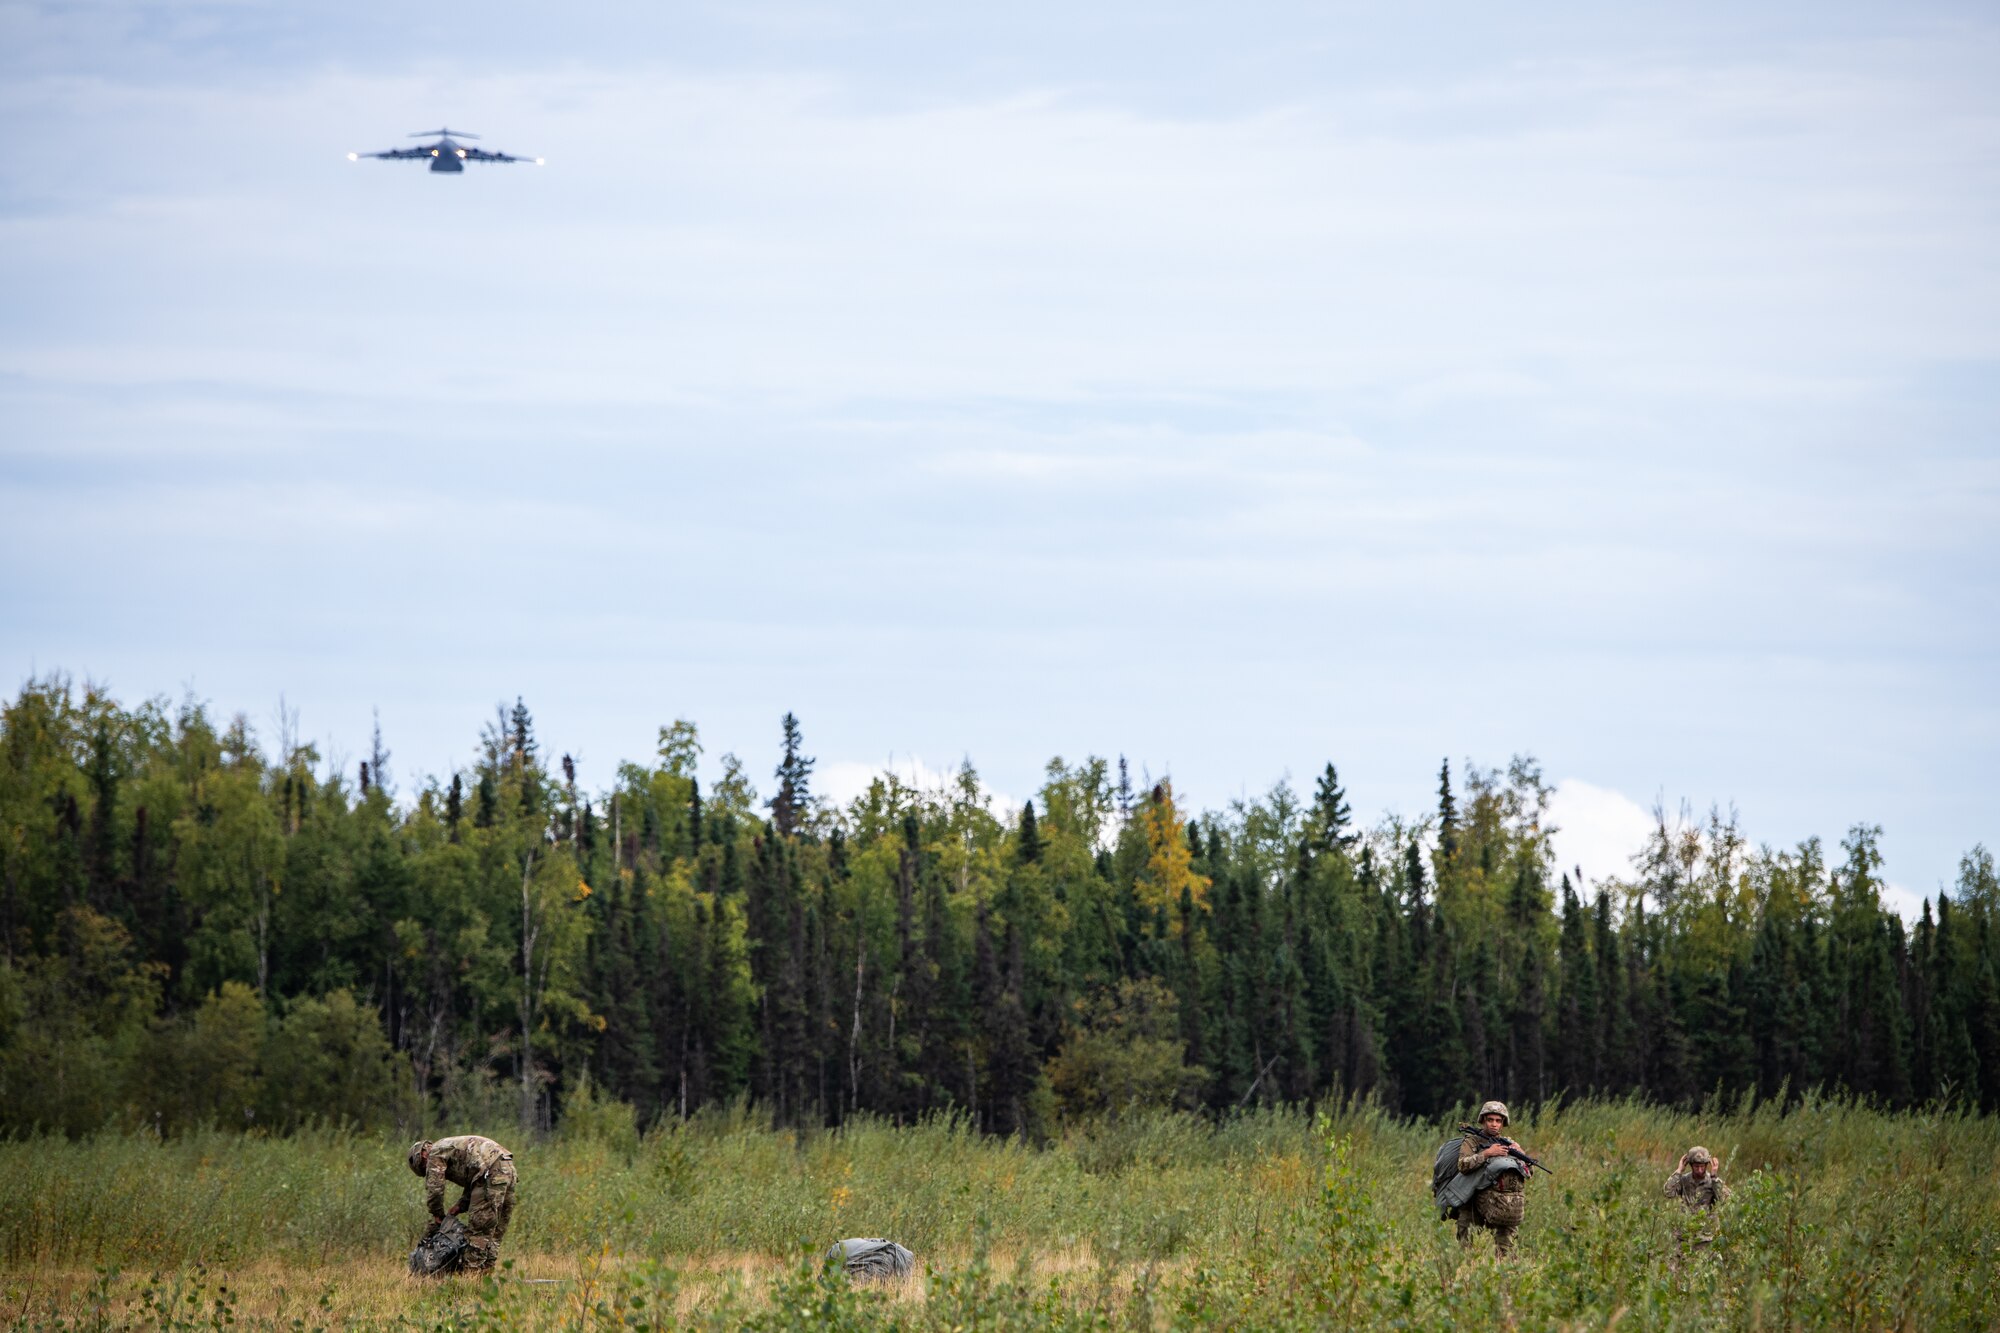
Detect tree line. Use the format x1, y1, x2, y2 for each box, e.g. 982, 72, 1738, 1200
2, 676, 1995, 1139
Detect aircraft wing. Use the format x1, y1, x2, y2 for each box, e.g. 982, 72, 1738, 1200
461, 147, 541, 164
353, 146, 432, 160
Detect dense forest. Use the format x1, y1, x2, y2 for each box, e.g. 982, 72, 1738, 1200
2, 676, 1995, 1140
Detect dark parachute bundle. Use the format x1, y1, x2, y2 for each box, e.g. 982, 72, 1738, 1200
1432, 1135, 1527, 1219
409, 1217, 469, 1277
1431, 1136, 1462, 1201
824, 1237, 916, 1281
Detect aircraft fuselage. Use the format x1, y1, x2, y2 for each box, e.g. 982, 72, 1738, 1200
352, 129, 536, 172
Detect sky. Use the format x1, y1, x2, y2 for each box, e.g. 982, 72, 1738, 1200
2, 0, 1996, 911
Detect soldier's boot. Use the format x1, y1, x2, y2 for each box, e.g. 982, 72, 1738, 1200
461, 1237, 500, 1275
1491, 1225, 1517, 1257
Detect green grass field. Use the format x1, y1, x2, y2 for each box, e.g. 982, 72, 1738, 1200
4, 1097, 1995, 1330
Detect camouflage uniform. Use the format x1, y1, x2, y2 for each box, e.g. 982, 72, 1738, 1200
415, 1136, 517, 1273
1664, 1149, 1729, 1210
1454, 1133, 1526, 1255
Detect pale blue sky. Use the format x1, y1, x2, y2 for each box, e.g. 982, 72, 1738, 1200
3, 0, 1996, 906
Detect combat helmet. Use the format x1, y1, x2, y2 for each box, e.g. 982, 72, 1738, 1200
408, 1140, 433, 1175
1686, 1146, 1713, 1165
1478, 1100, 1510, 1125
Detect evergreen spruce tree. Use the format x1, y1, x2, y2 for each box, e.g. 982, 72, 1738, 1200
1205, 855, 1255, 1107
509, 698, 540, 814
1875, 915, 1914, 1105
1273, 875, 1316, 1101
1436, 760, 1459, 866
769, 713, 814, 840
1463, 938, 1498, 1098
1555, 875, 1598, 1095
687, 778, 703, 855
971, 902, 1002, 1129
1307, 763, 1356, 854
1828, 826, 1911, 1103
1592, 892, 1624, 1088
708, 893, 756, 1104
973, 899, 1033, 1135
85, 723, 118, 916
1369, 851, 1412, 1110
1797, 911, 1832, 1090
1969, 917, 2000, 1112
1748, 904, 1807, 1101
1718, 955, 1756, 1095
368, 711, 393, 800
805, 847, 837, 1120
894, 815, 931, 1120
1241, 853, 1282, 1102
1017, 800, 1043, 865
1684, 951, 1752, 1098
1405, 840, 1432, 962
639, 865, 685, 1117
1631, 899, 1692, 1103
1400, 839, 1456, 1115
1501, 860, 1549, 1103
1912, 900, 1939, 1100
1929, 895, 1982, 1105
747, 830, 814, 1124
1177, 882, 1208, 1091
921, 833, 969, 1113
592, 867, 656, 1105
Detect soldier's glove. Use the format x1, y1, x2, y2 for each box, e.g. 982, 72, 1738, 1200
448, 1202, 465, 1217
423, 1217, 442, 1239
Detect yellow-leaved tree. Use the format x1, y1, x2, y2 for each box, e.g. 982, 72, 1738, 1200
1134, 781, 1209, 934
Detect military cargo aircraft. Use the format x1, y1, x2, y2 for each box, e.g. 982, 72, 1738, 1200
349, 129, 543, 173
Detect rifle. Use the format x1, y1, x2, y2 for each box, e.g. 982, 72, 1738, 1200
1457, 1123, 1555, 1177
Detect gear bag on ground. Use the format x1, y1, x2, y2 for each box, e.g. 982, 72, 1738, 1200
824, 1237, 915, 1280
409, 1217, 469, 1277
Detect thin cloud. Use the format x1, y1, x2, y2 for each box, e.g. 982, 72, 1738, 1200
1548, 779, 1659, 889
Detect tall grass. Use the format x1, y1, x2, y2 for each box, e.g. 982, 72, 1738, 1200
5, 1097, 1996, 1329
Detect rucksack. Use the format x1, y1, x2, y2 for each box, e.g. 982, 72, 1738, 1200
824, 1238, 916, 1281
409, 1217, 469, 1277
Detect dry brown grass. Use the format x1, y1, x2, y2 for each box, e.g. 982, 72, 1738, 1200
1, 1244, 1191, 1328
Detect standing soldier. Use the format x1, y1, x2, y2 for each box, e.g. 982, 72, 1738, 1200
1455, 1101, 1530, 1256
1664, 1146, 1728, 1209
408, 1136, 517, 1273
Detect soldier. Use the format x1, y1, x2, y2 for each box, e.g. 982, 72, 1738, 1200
1454, 1100, 1530, 1256
1664, 1145, 1729, 1210
408, 1135, 517, 1273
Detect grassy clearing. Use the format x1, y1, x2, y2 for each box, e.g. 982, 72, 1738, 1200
5, 1096, 1997, 1329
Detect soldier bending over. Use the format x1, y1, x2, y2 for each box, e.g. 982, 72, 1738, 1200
409, 1136, 517, 1274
